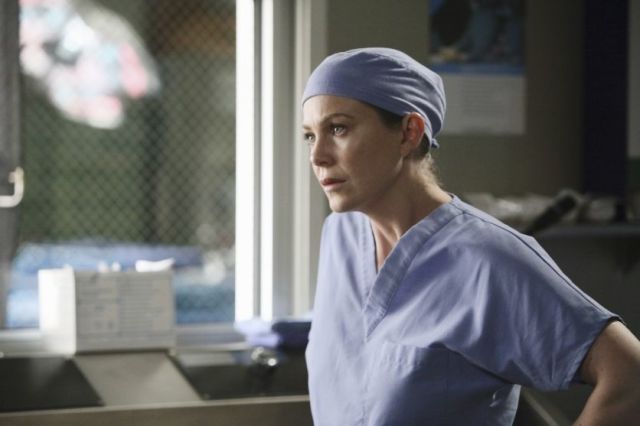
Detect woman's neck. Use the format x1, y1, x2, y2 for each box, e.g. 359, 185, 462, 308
368, 183, 451, 271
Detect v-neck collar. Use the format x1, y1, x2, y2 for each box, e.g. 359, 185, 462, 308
361, 195, 465, 339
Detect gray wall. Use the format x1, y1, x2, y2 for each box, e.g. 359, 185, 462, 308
326, 0, 584, 197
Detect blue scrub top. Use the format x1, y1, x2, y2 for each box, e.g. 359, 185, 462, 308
306, 196, 617, 426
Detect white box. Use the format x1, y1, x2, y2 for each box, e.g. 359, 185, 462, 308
39, 268, 176, 353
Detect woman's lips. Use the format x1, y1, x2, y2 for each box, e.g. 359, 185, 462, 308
320, 177, 346, 190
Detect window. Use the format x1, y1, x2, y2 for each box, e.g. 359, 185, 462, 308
1, 0, 326, 336
7, 0, 236, 329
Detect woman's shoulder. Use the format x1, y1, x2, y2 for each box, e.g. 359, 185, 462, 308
419, 198, 574, 296
440, 197, 546, 260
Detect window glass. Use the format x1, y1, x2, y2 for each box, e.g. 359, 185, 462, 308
8, 0, 237, 328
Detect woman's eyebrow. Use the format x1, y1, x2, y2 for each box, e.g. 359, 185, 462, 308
302, 113, 355, 129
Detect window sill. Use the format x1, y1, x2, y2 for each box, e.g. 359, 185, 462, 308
0, 323, 247, 357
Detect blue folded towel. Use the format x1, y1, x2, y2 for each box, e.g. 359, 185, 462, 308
235, 317, 311, 349
271, 320, 311, 349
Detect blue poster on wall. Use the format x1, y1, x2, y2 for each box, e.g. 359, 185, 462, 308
428, 0, 526, 135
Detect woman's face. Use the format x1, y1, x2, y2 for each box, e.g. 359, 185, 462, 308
302, 95, 405, 213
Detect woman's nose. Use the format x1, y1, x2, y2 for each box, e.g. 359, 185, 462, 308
310, 137, 333, 167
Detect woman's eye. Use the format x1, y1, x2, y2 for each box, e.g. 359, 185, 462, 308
303, 133, 315, 144
331, 125, 346, 136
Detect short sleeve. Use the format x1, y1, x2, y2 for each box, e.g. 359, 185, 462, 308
437, 226, 618, 391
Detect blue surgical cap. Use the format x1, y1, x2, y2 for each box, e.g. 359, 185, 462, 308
302, 47, 446, 148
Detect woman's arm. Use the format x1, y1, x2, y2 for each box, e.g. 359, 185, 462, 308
575, 321, 640, 425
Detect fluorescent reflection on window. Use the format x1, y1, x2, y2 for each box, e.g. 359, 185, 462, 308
235, 0, 256, 321
19, 0, 159, 128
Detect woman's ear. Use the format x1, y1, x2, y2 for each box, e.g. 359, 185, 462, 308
400, 113, 426, 157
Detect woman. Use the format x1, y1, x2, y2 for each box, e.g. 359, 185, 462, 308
302, 47, 640, 425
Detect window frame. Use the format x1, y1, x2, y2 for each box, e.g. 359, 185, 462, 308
236, 0, 328, 322
0, 0, 21, 331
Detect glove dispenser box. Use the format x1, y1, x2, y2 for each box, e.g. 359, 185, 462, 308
38, 267, 176, 353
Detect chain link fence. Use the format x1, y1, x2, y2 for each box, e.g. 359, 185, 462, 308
7, 0, 237, 328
